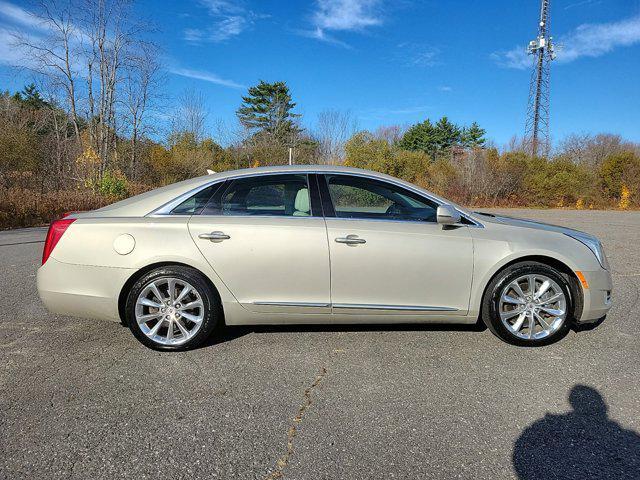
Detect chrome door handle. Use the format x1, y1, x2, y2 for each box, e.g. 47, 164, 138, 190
199, 231, 230, 241
335, 234, 366, 245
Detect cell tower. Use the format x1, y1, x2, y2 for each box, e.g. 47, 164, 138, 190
524, 0, 557, 157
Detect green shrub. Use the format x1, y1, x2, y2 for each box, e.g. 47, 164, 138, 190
94, 170, 129, 199
523, 157, 594, 207
600, 151, 640, 204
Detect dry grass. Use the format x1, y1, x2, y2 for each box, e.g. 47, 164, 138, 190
0, 188, 114, 229
0, 180, 636, 230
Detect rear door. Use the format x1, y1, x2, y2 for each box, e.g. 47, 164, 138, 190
319, 174, 474, 316
188, 173, 331, 315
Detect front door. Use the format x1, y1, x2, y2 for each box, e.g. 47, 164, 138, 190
188, 173, 331, 315
320, 174, 474, 316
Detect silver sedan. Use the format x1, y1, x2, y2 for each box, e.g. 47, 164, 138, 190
37, 165, 613, 350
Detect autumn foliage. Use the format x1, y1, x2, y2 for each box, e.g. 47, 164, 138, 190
2, 85, 640, 230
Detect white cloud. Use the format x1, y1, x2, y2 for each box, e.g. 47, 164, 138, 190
184, 0, 263, 43
560, 14, 640, 62
302, 0, 382, 46
168, 67, 245, 89
438, 86, 452, 92
0, 27, 27, 66
411, 47, 440, 67
0, 1, 53, 69
494, 14, 640, 69
313, 0, 382, 31
0, 1, 42, 30
491, 48, 531, 70
183, 28, 206, 43
396, 43, 441, 68
564, 0, 601, 11
297, 27, 352, 48
209, 15, 247, 41
200, 0, 244, 16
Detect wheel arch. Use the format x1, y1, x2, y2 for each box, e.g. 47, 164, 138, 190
477, 255, 584, 322
118, 261, 225, 326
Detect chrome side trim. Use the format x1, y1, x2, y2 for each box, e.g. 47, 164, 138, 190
332, 303, 459, 312
253, 301, 331, 308
251, 301, 457, 312
186, 214, 323, 221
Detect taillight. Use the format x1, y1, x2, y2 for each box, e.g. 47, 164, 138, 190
42, 218, 76, 265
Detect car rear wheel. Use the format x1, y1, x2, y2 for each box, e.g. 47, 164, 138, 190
482, 261, 573, 346
125, 266, 219, 351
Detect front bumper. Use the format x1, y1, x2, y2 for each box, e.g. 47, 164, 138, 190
577, 268, 613, 323
37, 258, 135, 322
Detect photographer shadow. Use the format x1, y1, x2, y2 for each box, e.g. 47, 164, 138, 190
513, 385, 640, 479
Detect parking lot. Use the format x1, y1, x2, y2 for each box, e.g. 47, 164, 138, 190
1, 209, 639, 479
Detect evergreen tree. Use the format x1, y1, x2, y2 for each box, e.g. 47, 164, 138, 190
461, 121, 486, 148
236, 80, 302, 143
398, 119, 438, 157
14, 84, 49, 110
399, 117, 464, 159
400, 117, 486, 159
433, 116, 462, 151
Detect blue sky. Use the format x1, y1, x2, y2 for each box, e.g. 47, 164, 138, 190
1, 0, 639, 146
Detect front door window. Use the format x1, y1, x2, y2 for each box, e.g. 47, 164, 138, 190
325, 174, 437, 222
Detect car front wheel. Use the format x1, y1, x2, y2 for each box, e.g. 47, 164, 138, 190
125, 266, 219, 351
482, 261, 574, 346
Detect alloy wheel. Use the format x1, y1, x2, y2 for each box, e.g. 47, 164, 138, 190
498, 274, 567, 340
135, 277, 205, 346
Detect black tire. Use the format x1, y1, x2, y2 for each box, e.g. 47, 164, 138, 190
125, 265, 220, 351
481, 261, 574, 347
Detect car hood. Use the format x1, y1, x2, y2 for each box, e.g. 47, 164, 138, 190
473, 212, 593, 238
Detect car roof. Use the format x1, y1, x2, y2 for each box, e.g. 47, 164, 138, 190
75, 165, 468, 219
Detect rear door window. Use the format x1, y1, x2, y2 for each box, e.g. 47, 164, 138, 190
203, 174, 313, 217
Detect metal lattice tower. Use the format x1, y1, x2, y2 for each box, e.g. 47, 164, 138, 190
525, 0, 557, 157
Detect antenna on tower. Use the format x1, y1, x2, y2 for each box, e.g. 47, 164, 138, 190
524, 0, 556, 157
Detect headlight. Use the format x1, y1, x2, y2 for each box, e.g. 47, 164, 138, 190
564, 232, 609, 269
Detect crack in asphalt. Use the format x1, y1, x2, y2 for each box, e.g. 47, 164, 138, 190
0, 240, 45, 247
264, 366, 328, 480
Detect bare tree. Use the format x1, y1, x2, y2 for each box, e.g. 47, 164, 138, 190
14, 1, 83, 141
170, 89, 209, 143
374, 124, 404, 145
13, 0, 151, 179
82, 0, 132, 174
315, 109, 358, 165
41, 81, 82, 186
558, 133, 638, 167
506, 135, 528, 153
122, 41, 161, 179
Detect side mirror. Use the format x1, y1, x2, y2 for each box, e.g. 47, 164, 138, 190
437, 205, 462, 225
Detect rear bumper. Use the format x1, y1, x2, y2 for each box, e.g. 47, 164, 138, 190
37, 258, 135, 322
577, 268, 613, 323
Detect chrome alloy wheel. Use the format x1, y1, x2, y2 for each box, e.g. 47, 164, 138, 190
498, 274, 567, 340
135, 278, 205, 346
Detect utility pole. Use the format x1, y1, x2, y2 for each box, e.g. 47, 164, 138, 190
525, 0, 557, 157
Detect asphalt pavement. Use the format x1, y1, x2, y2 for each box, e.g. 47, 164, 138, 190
1, 210, 639, 479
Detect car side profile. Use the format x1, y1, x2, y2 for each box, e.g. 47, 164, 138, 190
37, 165, 612, 350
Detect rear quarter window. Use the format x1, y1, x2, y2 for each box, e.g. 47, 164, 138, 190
170, 184, 219, 215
